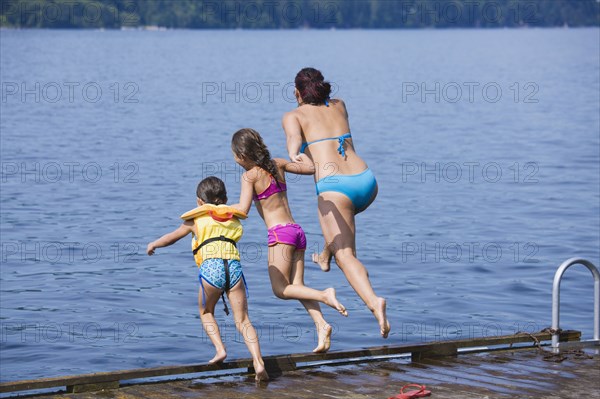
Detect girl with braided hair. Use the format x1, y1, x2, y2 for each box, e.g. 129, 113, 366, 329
231, 128, 347, 353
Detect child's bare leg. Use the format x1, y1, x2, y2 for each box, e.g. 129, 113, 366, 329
227, 279, 268, 381
289, 249, 331, 352
269, 245, 347, 316
292, 248, 343, 352
269, 245, 347, 351
297, 297, 333, 353
312, 240, 333, 272
198, 281, 227, 363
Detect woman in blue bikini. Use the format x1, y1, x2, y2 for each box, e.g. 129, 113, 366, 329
282, 67, 390, 338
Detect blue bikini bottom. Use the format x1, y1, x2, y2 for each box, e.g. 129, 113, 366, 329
315, 168, 377, 214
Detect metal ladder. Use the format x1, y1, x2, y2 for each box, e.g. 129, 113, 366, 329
552, 257, 600, 348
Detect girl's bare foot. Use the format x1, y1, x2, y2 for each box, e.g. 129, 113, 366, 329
312, 251, 331, 272
323, 288, 348, 317
253, 360, 269, 382
209, 350, 227, 364
373, 297, 391, 338
313, 323, 332, 353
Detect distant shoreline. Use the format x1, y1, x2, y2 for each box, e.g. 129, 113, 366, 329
1, 25, 598, 31
2, 0, 597, 31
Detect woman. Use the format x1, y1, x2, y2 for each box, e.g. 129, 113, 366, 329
282, 67, 390, 338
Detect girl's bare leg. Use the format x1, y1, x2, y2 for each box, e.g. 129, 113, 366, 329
198, 281, 227, 363
227, 279, 268, 381
317, 192, 391, 338
268, 244, 347, 317
290, 249, 333, 352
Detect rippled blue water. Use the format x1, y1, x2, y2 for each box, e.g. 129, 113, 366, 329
1, 28, 598, 382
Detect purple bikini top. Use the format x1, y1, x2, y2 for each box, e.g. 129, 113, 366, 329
253, 176, 287, 201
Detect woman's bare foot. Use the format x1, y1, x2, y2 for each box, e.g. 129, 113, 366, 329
208, 349, 227, 364
323, 288, 348, 317
313, 323, 332, 353
312, 251, 331, 272
253, 360, 269, 382
373, 297, 391, 338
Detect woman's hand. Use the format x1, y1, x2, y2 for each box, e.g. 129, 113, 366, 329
295, 153, 312, 163
281, 154, 315, 175
289, 152, 303, 162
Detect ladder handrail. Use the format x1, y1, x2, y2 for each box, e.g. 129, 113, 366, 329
552, 257, 600, 348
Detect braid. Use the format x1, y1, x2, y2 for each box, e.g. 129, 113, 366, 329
256, 142, 280, 181
232, 128, 281, 185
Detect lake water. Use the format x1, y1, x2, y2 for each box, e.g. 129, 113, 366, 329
1, 28, 599, 382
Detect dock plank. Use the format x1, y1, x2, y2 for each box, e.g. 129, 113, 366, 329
13, 345, 599, 399
1, 329, 582, 395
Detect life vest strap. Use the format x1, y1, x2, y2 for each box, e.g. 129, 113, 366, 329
221, 259, 230, 315
193, 235, 237, 255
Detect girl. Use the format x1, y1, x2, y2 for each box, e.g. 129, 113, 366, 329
147, 176, 268, 381
282, 67, 390, 338
231, 128, 347, 353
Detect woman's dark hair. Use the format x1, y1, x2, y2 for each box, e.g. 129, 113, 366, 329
295, 67, 331, 105
231, 128, 280, 182
196, 176, 227, 205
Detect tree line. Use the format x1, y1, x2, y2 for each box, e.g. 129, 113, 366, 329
1, 0, 598, 29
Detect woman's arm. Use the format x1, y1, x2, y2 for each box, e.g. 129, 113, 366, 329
147, 220, 194, 255
338, 99, 349, 119
275, 157, 315, 175
282, 111, 303, 161
230, 170, 256, 215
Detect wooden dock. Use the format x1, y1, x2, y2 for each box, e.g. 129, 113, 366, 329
2, 330, 599, 398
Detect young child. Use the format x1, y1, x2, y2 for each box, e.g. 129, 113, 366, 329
146, 176, 268, 381
231, 128, 347, 353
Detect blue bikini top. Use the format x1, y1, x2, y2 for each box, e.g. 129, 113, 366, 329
300, 132, 352, 157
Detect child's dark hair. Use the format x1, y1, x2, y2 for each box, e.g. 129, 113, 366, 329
231, 128, 280, 181
196, 176, 227, 205
295, 67, 331, 105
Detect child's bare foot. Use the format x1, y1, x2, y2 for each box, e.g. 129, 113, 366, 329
373, 297, 391, 338
208, 350, 227, 364
253, 360, 269, 382
312, 251, 331, 272
323, 288, 348, 317
313, 323, 332, 353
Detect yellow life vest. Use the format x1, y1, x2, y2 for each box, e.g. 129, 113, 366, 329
180, 204, 247, 266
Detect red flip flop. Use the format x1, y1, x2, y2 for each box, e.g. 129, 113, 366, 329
388, 384, 432, 399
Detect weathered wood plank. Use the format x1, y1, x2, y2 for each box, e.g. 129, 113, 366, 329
411, 342, 459, 361
0, 330, 581, 394
66, 381, 120, 393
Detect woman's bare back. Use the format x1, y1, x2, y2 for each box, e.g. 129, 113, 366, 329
289, 99, 368, 178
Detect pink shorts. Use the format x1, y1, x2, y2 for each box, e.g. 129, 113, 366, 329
267, 223, 307, 250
